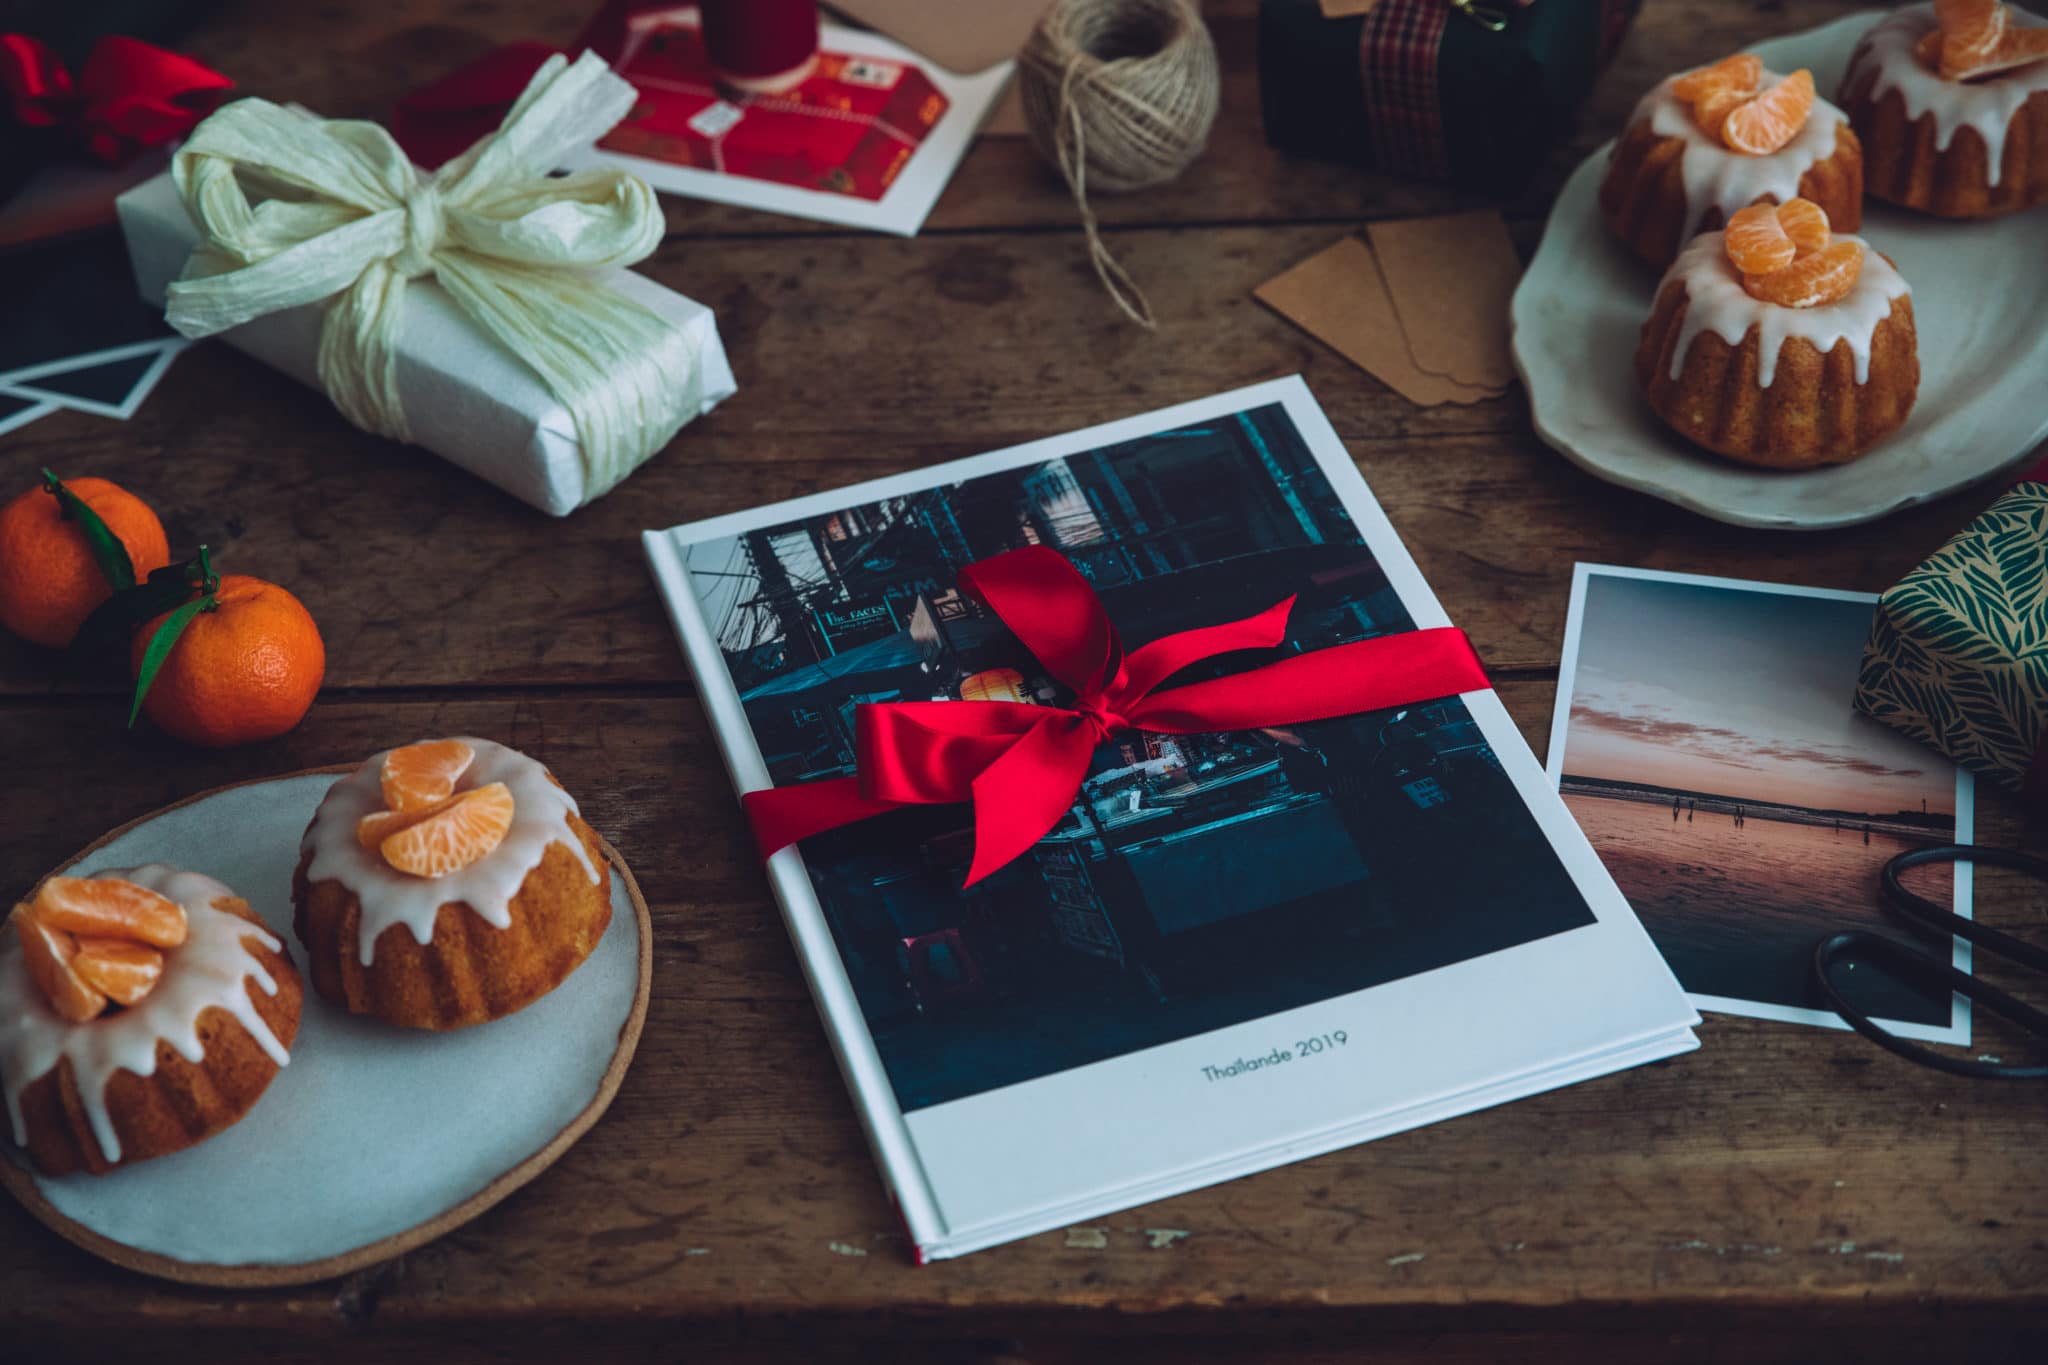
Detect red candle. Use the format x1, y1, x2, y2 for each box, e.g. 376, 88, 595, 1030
699, 0, 820, 93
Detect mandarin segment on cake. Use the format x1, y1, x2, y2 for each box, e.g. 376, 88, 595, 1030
0, 866, 301, 1176
1634, 199, 1919, 469
1840, 2, 2048, 218
1601, 53, 1863, 266
294, 738, 610, 1031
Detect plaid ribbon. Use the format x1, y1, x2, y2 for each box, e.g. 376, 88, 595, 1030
1358, 0, 1451, 179
1352, 0, 1636, 181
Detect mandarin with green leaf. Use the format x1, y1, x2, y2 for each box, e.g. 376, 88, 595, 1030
129, 574, 325, 747
0, 476, 170, 649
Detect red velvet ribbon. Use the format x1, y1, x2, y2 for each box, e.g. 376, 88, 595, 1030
743, 546, 1491, 886
1, 33, 231, 166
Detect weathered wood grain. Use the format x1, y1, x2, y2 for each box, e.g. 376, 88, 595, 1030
7, 0, 2048, 1359
0, 689, 2043, 1362
168, 0, 1895, 237
0, 221, 2002, 696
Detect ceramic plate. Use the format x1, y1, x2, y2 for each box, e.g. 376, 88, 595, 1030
0, 769, 651, 1287
1512, 14, 2048, 530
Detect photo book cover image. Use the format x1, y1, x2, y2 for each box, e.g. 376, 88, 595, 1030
645, 378, 1700, 1260
1547, 565, 1975, 1045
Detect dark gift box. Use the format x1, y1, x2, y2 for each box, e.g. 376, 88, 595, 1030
1257, 0, 1639, 193
1855, 457, 2048, 801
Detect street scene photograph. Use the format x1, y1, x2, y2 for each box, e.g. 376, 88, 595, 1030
686, 402, 1601, 1111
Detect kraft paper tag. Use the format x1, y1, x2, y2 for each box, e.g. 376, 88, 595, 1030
1319, 0, 1384, 16
829, 1, 1051, 73
1365, 211, 1522, 392
828, 0, 1045, 136
1255, 236, 1505, 408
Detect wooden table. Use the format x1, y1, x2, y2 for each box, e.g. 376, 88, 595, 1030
4, 2, 2044, 1360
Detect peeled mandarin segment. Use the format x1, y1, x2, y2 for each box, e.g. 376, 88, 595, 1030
1672, 53, 1762, 105
1776, 198, 1832, 255
34, 875, 188, 949
1744, 240, 1863, 309
1691, 87, 1748, 142
380, 739, 476, 815
380, 781, 516, 878
356, 795, 458, 850
1965, 25, 2048, 79
1933, 0, 2007, 78
72, 938, 166, 1008
1725, 204, 1798, 275
1722, 69, 1816, 155
12, 906, 108, 1024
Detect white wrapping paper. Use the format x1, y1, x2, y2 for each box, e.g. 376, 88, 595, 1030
117, 171, 736, 516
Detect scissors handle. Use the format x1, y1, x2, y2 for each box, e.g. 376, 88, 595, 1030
1881, 844, 2048, 975
1811, 844, 2048, 1080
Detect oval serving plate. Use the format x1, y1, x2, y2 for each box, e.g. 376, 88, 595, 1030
0, 767, 651, 1287
1512, 13, 2048, 530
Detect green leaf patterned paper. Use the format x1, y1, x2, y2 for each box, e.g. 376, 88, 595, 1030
1854, 476, 2048, 793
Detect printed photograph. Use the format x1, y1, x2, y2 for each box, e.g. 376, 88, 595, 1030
1550, 567, 1972, 1037
686, 401, 1603, 1111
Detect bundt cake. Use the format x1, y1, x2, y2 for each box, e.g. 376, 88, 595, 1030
2, 866, 301, 1176
294, 738, 610, 1031
1635, 199, 1919, 468
1601, 53, 1863, 267
1840, 1, 2048, 218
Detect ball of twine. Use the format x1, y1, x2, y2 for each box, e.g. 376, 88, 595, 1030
1018, 0, 1220, 329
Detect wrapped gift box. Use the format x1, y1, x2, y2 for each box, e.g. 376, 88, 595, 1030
1855, 457, 2048, 798
116, 170, 736, 517
1257, 0, 1639, 193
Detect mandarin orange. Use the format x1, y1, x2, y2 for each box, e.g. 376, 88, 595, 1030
12, 906, 108, 1023
35, 875, 188, 948
130, 574, 325, 747
0, 477, 170, 649
382, 739, 475, 814
380, 782, 515, 877
1743, 239, 1863, 308
1724, 70, 1816, 155
1724, 204, 1799, 275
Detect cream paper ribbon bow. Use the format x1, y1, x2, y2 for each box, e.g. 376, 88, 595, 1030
164, 51, 692, 499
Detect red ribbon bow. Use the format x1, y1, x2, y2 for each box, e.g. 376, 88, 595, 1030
743, 546, 1491, 886
1, 33, 231, 166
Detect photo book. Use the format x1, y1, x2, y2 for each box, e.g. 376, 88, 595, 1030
644, 378, 1699, 1261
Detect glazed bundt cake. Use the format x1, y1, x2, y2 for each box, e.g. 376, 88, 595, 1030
2, 866, 301, 1176
294, 738, 610, 1031
1635, 199, 1919, 468
1840, 1, 2048, 219
1602, 53, 1863, 267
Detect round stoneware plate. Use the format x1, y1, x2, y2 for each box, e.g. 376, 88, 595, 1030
0, 767, 651, 1287
1512, 13, 2048, 530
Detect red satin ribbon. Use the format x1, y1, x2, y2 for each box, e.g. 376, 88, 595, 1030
743, 546, 1491, 886
1, 33, 231, 165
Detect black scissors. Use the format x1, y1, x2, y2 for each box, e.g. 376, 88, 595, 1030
1812, 844, 2048, 1079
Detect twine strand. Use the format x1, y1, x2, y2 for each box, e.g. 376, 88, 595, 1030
1020, 0, 1220, 330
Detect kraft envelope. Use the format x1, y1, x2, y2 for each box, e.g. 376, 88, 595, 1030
1366, 211, 1522, 392
1256, 236, 1504, 408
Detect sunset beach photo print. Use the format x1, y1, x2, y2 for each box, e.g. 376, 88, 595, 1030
1548, 566, 1973, 1042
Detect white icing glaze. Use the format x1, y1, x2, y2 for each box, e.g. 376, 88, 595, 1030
1659, 232, 1912, 387
1631, 67, 1852, 244
1844, 3, 2048, 188
301, 738, 601, 966
0, 865, 289, 1166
